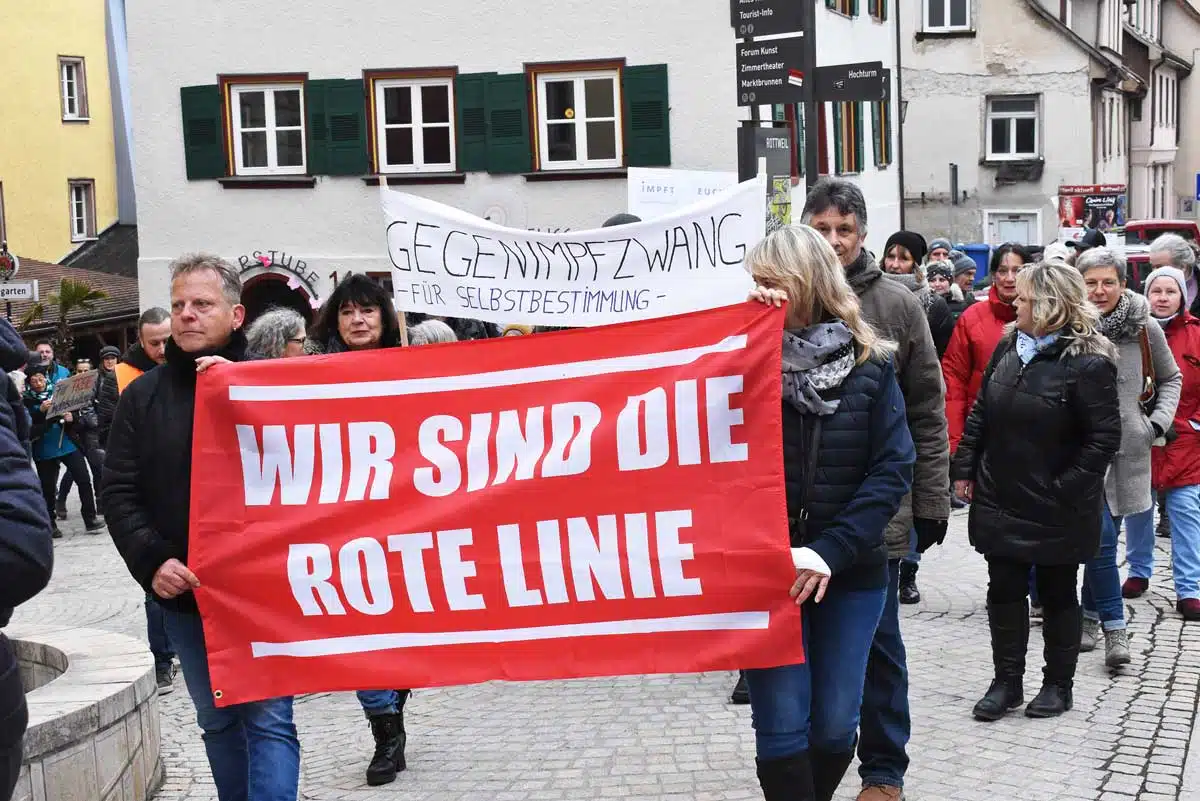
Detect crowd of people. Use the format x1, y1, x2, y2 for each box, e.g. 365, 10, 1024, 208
0, 177, 1198, 801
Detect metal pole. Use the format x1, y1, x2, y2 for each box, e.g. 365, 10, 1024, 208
801, 1, 820, 190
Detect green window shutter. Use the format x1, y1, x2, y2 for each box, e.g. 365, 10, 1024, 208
833, 103, 844, 175
622, 64, 671, 167
854, 102, 864, 172
455, 73, 492, 172
180, 85, 225, 180
484, 73, 532, 174
826, 0, 836, 8
871, 102, 882, 166
306, 79, 368, 176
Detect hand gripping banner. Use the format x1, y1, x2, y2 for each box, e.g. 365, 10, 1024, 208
189, 303, 801, 706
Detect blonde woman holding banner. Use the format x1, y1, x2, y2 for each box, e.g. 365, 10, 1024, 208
743, 225, 915, 801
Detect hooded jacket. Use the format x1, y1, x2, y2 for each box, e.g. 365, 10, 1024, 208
942, 285, 1017, 453
114, 342, 160, 394
103, 331, 253, 614
951, 328, 1121, 564
885, 273, 956, 359
1101, 290, 1182, 515
844, 250, 950, 557
1152, 311, 1200, 490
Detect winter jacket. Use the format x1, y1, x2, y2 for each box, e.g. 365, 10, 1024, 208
784, 353, 915, 590
114, 342, 160, 394
942, 285, 1017, 453
1153, 312, 1200, 490
951, 331, 1121, 565
886, 273, 956, 359
24, 387, 77, 461
844, 250, 950, 557
103, 332, 253, 614
1101, 291, 1182, 516
94, 367, 119, 446
941, 284, 973, 326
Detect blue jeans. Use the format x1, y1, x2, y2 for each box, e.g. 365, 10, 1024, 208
744, 583, 886, 760
1167, 485, 1200, 600
1124, 507, 1157, 581
857, 560, 910, 788
901, 527, 920, 565
145, 595, 174, 671
162, 607, 300, 801
356, 689, 403, 718
1082, 499, 1128, 631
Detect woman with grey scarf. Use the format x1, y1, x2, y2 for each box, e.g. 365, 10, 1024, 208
741, 224, 915, 801
1076, 248, 1182, 667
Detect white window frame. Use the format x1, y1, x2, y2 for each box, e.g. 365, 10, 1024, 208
983, 209, 1043, 247
985, 95, 1040, 160
923, 0, 972, 31
68, 180, 95, 243
373, 78, 456, 175
229, 82, 307, 177
534, 69, 623, 172
59, 57, 88, 121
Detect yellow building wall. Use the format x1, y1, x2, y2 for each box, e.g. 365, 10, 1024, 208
0, 0, 119, 262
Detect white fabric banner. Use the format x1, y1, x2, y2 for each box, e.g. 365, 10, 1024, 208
627, 167, 739, 221
381, 178, 764, 327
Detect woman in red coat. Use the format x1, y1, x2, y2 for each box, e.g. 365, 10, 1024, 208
1143, 266, 1200, 620
941, 244, 1029, 454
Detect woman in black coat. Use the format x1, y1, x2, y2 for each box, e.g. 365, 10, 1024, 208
951, 261, 1121, 721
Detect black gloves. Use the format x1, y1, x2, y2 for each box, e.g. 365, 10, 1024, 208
914, 517, 948, 554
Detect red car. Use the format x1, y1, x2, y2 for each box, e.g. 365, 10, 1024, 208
1123, 219, 1200, 291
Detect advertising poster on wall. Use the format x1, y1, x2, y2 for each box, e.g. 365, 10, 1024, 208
1057, 185, 1128, 250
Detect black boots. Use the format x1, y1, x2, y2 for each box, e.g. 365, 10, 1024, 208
898, 562, 920, 604
731, 671, 750, 704
1025, 606, 1079, 718
366, 690, 410, 786
756, 751, 815, 801
973, 601, 1028, 721
810, 743, 856, 801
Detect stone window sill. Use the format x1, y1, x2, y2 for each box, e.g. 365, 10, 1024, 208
362, 173, 467, 186
915, 30, 977, 42
217, 176, 317, 189
523, 168, 629, 183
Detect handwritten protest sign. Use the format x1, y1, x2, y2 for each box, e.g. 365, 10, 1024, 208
47, 371, 98, 417
381, 178, 764, 327
189, 303, 800, 706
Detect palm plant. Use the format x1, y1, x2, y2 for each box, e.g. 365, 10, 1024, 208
20, 278, 108, 359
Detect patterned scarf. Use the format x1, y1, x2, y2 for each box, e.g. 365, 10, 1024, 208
781, 322, 856, 416
1098, 292, 1131, 340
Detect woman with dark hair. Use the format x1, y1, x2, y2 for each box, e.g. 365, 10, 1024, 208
941, 243, 1029, 455
306, 273, 403, 354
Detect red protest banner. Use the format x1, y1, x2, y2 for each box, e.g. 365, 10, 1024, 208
189, 302, 801, 706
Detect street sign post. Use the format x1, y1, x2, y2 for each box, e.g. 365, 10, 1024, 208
812, 61, 888, 103
735, 34, 807, 106
0, 282, 37, 302
729, 0, 806, 38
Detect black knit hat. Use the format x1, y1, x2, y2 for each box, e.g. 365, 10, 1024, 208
926, 262, 953, 282
602, 213, 642, 228
99, 345, 121, 359
883, 231, 928, 266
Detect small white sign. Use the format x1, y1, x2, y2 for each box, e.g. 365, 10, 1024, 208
0, 281, 37, 301
627, 167, 739, 221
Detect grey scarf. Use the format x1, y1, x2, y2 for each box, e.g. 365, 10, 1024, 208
782, 322, 856, 416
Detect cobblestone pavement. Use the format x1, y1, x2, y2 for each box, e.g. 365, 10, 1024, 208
14, 503, 1200, 800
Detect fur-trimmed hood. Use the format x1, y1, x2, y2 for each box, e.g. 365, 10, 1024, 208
1100, 289, 1151, 344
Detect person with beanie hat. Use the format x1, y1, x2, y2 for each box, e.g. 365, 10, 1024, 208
603, 213, 641, 227
882, 232, 928, 275
926, 260, 971, 323
949, 250, 978, 296
1131, 265, 1200, 619
929, 238, 953, 263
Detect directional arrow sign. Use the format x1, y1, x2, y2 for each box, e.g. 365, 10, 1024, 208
735, 34, 807, 106
812, 61, 888, 103
730, 0, 807, 38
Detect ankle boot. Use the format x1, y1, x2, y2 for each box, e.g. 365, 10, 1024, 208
365, 690, 411, 786
810, 743, 856, 801
756, 751, 815, 801
898, 562, 920, 604
731, 671, 750, 704
1026, 605, 1079, 718
973, 601, 1027, 721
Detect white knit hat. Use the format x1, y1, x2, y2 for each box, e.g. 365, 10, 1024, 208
1143, 265, 1189, 310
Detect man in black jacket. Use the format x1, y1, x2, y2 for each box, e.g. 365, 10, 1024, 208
0, 317, 55, 799
102, 254, 300, 799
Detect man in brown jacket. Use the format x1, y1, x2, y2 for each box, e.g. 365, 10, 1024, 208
804, 179, 950, 801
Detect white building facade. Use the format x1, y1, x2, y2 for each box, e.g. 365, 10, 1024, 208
128, 0, 901, 319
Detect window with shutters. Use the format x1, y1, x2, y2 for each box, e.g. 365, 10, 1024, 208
532, 68, 623, 171
59, 57, 89, 121
68, 179, 96, 242
924, 0, 971, 30
228, 82, 307, 176
832, 102, 863, 175
368, 73, 456, 174
986, 95, 1039, 159
868, 0, 887, 20
826, 0, 858, 16
871, 100, 891, 167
